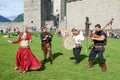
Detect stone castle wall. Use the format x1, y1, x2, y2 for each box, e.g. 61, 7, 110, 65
24, 0, 41, 31
0, 22, 24, 32
67, 0, 120, 30
1, 0, 120, 33
53, 0, 61, 16
0, 21, 54, 33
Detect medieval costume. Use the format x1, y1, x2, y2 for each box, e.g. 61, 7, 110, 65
88, 24, 107, 72
9, 28, 41, 73
71, 28, 85, 64
40, 27, 53, 64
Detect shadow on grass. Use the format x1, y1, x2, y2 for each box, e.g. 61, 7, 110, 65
40, 52, 63, 71
53, 52, 63, 60
93, 57, 99, 65
93, 57, 103, 67
70, 54, 88, 62
85, 57, 106, 68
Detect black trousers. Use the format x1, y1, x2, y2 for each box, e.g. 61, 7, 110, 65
88, 48, 105, 64
73, 46, 82, 63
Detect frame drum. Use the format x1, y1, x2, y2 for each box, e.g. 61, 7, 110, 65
62, 36, 75, 50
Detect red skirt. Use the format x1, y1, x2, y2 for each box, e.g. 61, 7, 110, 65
15, 47, 42, 72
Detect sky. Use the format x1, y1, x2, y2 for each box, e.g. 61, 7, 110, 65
0, 0, 24, 20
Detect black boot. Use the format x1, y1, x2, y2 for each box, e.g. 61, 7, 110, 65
50, 58, 53, 64
43, 58, 47, 62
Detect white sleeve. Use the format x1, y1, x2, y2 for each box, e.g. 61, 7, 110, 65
80, 34, 85, 41
80, 31, 85, 41
76, 34, 85, 44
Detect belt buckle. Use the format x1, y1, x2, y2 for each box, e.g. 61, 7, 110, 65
95, 46, 103, 48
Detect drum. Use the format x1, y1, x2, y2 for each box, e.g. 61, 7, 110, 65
62, 36, 75, 50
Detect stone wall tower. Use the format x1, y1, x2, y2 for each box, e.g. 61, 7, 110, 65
24, 0, 41, 31
53, 0, 66, 29
41, 0, 51, 27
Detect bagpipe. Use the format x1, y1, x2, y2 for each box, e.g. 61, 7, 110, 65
90, 18, 114, 38
85, 17, 114, 51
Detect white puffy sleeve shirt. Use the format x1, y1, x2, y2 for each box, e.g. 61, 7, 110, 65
74, 31, 85, 44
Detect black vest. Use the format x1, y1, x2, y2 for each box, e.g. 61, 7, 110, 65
93, 30, 107, 46
40, 32, 52, 44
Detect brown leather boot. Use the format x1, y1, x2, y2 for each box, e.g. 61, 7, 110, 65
88, 60, 93, 68
102, 63, 107, 72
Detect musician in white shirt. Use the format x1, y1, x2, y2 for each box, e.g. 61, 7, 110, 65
71, 28, 85, 64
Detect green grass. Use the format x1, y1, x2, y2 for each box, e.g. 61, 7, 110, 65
0, 33, 120, 80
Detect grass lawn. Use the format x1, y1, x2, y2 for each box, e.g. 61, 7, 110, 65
0, 33, 120, 80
